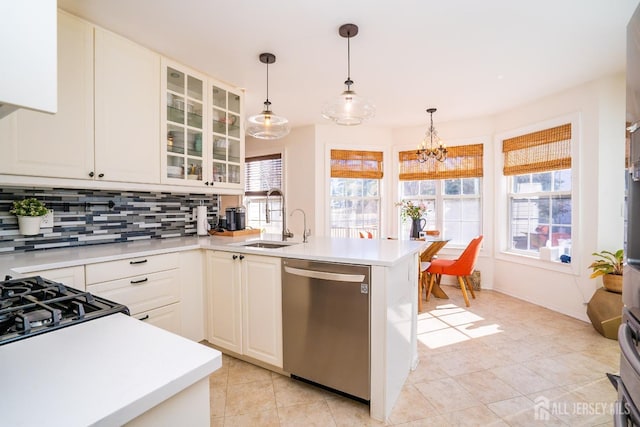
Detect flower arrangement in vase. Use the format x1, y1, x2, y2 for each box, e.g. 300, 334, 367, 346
10, 198, 48, 236
396, 200, 427, 239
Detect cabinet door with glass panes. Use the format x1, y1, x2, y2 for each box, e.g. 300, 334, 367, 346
161, 60, 206, 186
208, 81, 244, 190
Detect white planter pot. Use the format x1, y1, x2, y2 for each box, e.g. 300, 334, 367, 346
17, 216, 42, 236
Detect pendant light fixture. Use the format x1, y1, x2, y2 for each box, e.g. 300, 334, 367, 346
416, 108, 448, 163
246, 53, 290, 140
321, 23, 375, 126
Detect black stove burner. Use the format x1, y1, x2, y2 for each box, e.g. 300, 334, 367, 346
15, 308, 62, 330
0, 276, 129, 345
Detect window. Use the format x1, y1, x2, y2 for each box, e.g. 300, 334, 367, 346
398, 144, 483, 245
329, 150, 383, 238
503, 123, 572, 257
244, 154, 283, 234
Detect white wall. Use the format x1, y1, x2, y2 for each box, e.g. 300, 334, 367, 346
245, 125, 317, 241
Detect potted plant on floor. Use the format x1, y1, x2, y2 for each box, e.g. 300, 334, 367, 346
588, 249, 624, 293
10, 197, 48, 236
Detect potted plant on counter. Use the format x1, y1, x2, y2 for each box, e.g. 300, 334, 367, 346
588, 249, 624, 293
10, 197, 48, 236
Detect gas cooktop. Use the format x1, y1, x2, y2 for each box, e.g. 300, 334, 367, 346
0, 276, 129, 345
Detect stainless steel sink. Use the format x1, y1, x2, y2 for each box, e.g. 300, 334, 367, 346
234, 240, 299, 249
243, 242, 292, 249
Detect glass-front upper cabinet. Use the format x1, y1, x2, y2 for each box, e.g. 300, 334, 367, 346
161, 59, 244, 192
209, 82, 243, 188
162, 60, 205, 185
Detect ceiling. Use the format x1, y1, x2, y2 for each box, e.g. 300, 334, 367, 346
58, 0, 639, 129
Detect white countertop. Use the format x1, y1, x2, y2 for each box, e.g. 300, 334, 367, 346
0, 235, 426, 276
0, 313, 221, 426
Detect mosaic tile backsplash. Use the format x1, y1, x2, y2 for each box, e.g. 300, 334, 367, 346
0, 187, 219, 253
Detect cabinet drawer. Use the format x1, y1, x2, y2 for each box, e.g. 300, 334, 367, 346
85, 253, 179, 284
132, 302, 181, 336
87, 269, 180, 315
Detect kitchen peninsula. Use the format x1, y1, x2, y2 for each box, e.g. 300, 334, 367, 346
0, 235, 424, 422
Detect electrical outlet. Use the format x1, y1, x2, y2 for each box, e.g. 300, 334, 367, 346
41, 210, 54, 228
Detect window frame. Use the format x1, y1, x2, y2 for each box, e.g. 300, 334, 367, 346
494, 113, 580, 274
398, 177, 483, 246
244, 152, 284, 234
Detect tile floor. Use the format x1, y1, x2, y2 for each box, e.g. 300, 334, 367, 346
207, 288, 621, 426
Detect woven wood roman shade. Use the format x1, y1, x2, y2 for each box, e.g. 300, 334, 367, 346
399, 144, 483, 181
502, 123, 571, 176
330, 149, 384, 179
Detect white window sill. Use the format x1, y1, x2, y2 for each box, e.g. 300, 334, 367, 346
495, 249, 578, 275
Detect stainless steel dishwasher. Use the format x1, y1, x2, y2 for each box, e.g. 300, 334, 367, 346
282, 258, 370, 401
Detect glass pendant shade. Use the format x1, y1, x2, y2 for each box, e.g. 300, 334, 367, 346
246, 53, 290, 140
322, 23, 375, 125
246, 103, 290, 140
321, 89, 375, 126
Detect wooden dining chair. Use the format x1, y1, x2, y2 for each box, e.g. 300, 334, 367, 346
426, 235, 483, 307
417, 239, 448, 312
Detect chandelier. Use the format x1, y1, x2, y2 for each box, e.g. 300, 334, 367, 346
246, 53, 290, 140
417, 108, 448, 163
321, 23, 375, 125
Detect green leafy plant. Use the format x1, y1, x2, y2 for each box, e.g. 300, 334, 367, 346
588, 249, 624, 278
395, 200, 427, 221
9, 198, 48, 217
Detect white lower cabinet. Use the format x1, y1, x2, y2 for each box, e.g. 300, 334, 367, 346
206, 251, 282, 368
20, 265, 86, 291
86, 253, 182, 335
133, 304, 182, 336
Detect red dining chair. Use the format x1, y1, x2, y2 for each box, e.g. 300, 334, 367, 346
426, 236, 483, 307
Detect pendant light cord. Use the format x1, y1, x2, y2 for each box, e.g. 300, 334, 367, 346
265, 59, 270, 108
345, 30, 353, 89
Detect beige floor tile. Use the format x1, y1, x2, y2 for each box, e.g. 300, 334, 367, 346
224, 379, 276, 416
440, 404, 509, 426
414, 377, 482, 414
454, 370, 521, 404
386, 384, 439, 425
223, 409, 281, 427
277, 401, 337, 427
272, 374, 331, 408
325, 396, 383, 426
227, 359, 273, 385
210, 388, 226, 418
489, 364, 556, 395
208, 290, 621, 426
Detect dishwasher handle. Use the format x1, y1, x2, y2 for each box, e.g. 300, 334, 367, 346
284, 265, 365, 283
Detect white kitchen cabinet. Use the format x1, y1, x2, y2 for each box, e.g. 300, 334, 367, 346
94, 27, 161, 184
206, 251, 282, 367
86, 253, 182, 335
241, 253, 282, 366
179, 250, 205, 342
0, 0, 57, 117
162, 60, 207, 186
0, 12, 161, 185
20, 265, 86, 291
206, 251, 242, 353
161, 60, 245, 193
0, 10, 94, 179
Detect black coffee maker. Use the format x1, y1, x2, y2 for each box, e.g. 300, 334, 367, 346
225, 207, 236, 231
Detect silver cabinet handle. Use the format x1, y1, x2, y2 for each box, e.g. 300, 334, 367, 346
284, 266, 365, 283
130, 277, 148, 284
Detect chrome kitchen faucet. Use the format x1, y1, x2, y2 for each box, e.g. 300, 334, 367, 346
266, 188, 293, 241
290, 208, 310, 243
